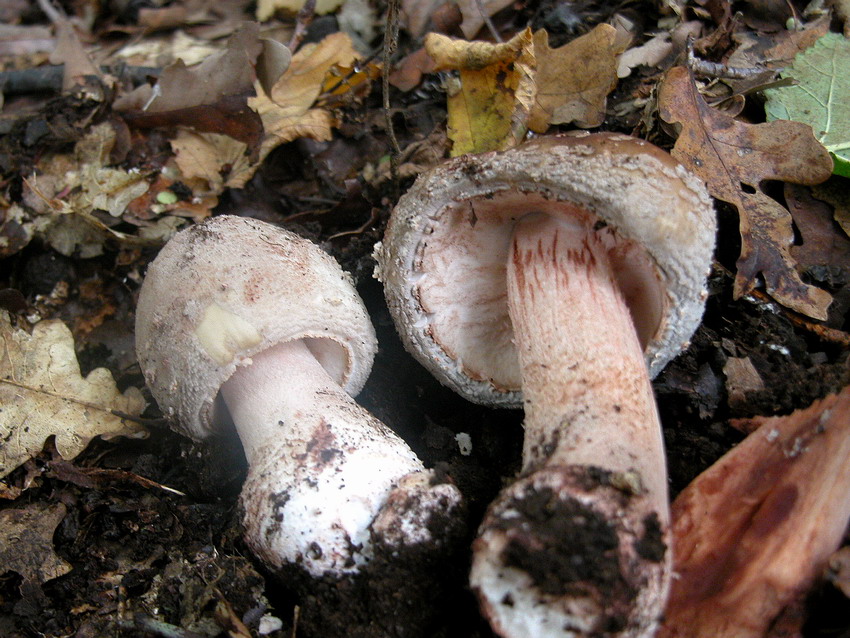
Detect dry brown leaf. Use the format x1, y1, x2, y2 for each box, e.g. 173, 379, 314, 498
0, 311, 145, 481
49, 20, 100, 91
143, 23, 264, 113
0, 503, 71, 588
247, 32, 359, 176
425, 28, 535, 156
661, 386, 850, 637
528, 25, 623, 131
786, 184, 850, 280
658, 66, 834, 320
171, 130, 253, 191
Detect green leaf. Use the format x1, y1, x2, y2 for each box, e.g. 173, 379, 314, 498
764, 32, 850, 177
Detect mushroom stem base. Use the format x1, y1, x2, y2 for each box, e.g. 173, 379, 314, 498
221, 339, 463, 578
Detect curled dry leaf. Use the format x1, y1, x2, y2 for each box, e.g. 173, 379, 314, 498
246, 32, 360, 185
0, 503, 71, 589
661, 386, 850, 637
658, 65, 834, 320
0, 311, 145, 481
425, 28, 534, 157
426, 25, 622, 155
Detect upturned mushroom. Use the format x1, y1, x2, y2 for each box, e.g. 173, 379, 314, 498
135, 216, 462, 591
375, 133, 715, 637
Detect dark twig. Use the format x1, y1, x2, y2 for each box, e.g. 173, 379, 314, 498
0, 65, 160, 96
382, 0, 402, 197
288, 0, 317, 51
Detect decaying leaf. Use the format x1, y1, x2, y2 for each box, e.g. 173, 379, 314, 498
0, 311, 146, 481
0, 503, 71, 589
764, 32, 850, 177
171, 130, 253, 191
426, 28, 535, 156
425, 25, 623, 155
661, 386, 850, 637
658, 65, 834, 320
246, 32, 360, 184
528, 25, 623, 131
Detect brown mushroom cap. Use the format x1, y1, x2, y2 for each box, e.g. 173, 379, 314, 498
136, 215, 377, 439
376, 133, 716, 407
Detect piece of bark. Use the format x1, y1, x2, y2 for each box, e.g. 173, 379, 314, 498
661, 386, 850, 638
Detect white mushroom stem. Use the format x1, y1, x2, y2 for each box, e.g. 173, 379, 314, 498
220, 338, 450, 579
471, 214, 671, 638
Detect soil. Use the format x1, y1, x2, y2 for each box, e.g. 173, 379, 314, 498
1, 2, 850, 637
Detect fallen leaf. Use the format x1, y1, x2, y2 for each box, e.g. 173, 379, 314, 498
658, 65, 834, 320
0, 503, 71, 589
727, 15, 830, 69
49, 20, 101, 91
764, 32, 850, 177
812, 178, 850, 237
617, 32, 673, 78
661, 386, 850, 637
723, 356, 764, 410
425, 28, 535, 156
528, 25, 623, 131
786, 184, 850, 284
171, 130, 252, 191
0, 311, 145, 481
143, 23, 263, 113
246, 32, 360, 180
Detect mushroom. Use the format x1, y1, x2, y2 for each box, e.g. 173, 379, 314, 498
375, 133, 715, 636
135, 216, 462, 590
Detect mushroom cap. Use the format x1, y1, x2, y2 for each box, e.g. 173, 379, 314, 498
375, 133, 715, 407
136, 215, 377, 439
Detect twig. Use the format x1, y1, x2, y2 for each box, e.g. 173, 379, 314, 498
475, 0, 503, 42
288, 0, 317, 51
0, 65, 160, 96
382, 0, 402, 197
686, 36, 766, 79
35, 0, 64, 24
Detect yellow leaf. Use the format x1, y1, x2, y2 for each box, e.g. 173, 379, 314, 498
171, 130, 252, 191
528, 25, 623, 131
426, 28, 535, 156
0, 311, 146, 480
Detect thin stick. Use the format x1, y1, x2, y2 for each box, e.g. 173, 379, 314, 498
288, 0, 317, 51
475, 0, 503, 42
382, 0, 402, 197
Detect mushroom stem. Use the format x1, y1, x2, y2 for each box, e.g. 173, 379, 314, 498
509, 214, 667, 507
470, 214, 671, 637
220, 338, 444, 578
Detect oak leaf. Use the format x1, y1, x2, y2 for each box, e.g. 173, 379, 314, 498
0, 503, 71, 589
0, 311, 145, 481
658, 65, 834, 320
528, 25, 624, 131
